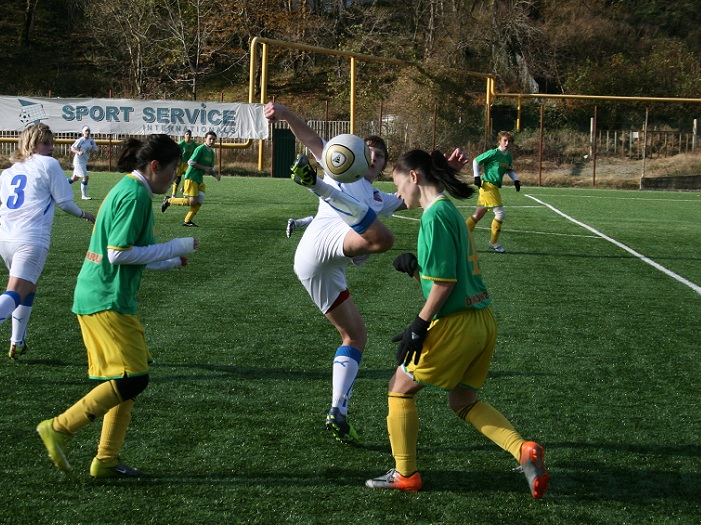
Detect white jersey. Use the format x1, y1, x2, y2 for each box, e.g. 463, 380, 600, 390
0, 154, 76, 248
71, 137, 97, 167
293, 167, 403, 313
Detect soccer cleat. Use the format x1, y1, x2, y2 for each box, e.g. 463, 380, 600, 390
81, 195, 92, 200
290, 154, 317, 187
90, 456, 143, 479
286, 218, 296, 238
517, 441, 549, 498
8, 341, 28, 360
325, 407, 360, 445
36, 419, 72, 473
161, 196, 170, 213
365, 469, 423, 492
182, 221, 199, 227
488, 242, 506, 253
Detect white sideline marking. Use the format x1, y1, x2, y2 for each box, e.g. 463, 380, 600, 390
525, 194, 701, 296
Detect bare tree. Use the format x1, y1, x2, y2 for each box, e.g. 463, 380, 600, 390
85, 0, 164, 96
21, 0, 40, 47
159, 0, 236, 100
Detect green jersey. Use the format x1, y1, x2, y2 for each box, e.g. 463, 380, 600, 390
178, 139, 197, 163
73, 173, 156, 315
475, 147, 513, 188
184, 143, 215, 184
418, 196, 491, 318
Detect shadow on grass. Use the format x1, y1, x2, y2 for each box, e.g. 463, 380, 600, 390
87, 463, 701, 505
148, 363, 555, 383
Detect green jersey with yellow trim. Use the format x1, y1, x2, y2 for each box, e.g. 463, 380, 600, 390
475, 147, 512, 188
184, 143, 215, 184
178, 139, 197, 163
418, 196, 491, 318
73, 173, 156, 315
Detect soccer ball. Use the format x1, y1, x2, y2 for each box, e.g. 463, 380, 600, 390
322, 134, 371, 183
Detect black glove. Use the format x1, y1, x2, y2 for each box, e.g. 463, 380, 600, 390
391, 315, 430, 366
474, 176, 482, 188
393, 253, 418, 278
514, 180, 521, 192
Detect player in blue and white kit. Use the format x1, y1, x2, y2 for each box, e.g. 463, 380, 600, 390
69, 125, 99, 200
265, 101, 404, 444
0, 123, 95, 359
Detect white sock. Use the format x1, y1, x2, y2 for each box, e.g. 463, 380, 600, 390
11, 304, 32, 345
331, 346, 363, 415
0, 291, 21, 325
296, 216, 314, 228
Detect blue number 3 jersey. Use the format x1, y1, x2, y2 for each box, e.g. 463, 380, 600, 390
0, 154, 76, 248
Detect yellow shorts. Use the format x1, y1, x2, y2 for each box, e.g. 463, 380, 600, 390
405, 307, 497, 391
477, 182, 503, 208
176, 161, 188, 178
78, 311, 150, 380
182, 179, 206, 198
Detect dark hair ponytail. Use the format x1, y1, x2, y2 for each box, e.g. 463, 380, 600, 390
394, 149, 474, 200
117, 134, 181, 173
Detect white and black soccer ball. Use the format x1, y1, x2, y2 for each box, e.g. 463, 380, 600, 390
322, 134, 371, 183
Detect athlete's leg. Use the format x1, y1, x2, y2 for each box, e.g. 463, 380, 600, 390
342, 221, 394, 258
467, 206, 488, 231
384, 368, 424, 476
324, 296, 367, 415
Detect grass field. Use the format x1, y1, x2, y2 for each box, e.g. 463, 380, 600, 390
1, 172, 699, 525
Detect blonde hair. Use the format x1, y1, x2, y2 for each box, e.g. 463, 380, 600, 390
10, 124, 54, 163
496, 130, 513, 144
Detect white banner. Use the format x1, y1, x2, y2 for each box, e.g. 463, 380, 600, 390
0, 97, 269, 139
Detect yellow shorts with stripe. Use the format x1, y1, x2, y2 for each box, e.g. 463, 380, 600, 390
77, 311, 150, 380
182, 179, 206, 198
477, 182, 503, 208
404, 306, 497, 391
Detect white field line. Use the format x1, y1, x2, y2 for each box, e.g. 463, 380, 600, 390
525, 194, 701, 296
527, 193, 701, 203
393, 209, 600, 239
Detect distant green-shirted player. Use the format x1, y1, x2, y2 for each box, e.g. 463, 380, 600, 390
37, 134, 199, 479
161, 130, 220, 227
467, 131, 521, 253
171, 129, 197, 198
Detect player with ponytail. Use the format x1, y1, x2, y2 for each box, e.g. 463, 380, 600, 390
366, 148, 548, 498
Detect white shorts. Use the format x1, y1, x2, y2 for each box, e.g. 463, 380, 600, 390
73, 161, 89, 178
0, 243, 49, 284
294, 219, 351, 314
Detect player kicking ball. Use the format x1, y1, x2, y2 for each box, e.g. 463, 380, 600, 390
265, 101, 404, 445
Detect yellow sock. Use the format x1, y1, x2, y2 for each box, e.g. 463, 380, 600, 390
54, 380, 122, 435
97, 399, 134, 463
169, 197, 190, 206
387, 392, 419, 476
463, 401, 523, 460
466, 216, 477, 232
184, 204, 201, 223
490, 219, 503, 244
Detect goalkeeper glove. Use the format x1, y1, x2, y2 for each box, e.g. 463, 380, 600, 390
514, 180, 521, 192
393, 253, 418, 278
474, 176, 482, 188
392, 315, 430, 366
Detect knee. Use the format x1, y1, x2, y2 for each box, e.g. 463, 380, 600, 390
493, 207, 506, 222
114, 374, 149, 400
448, 389, 478, 416
368, 228, 394, 253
